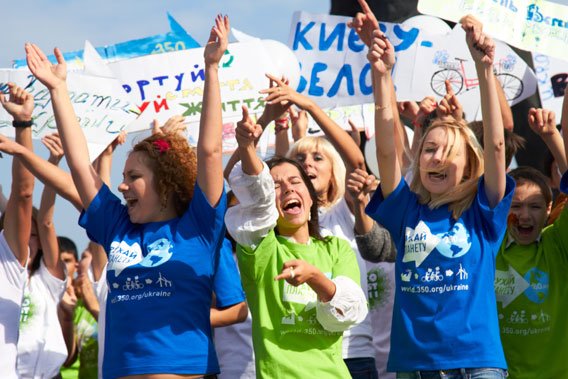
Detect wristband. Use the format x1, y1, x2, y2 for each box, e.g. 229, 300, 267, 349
412, 121, 422, 128
12, 120, 33, 128
275, 119, 289, 133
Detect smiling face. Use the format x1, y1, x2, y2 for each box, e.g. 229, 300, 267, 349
270, 162, 313, 238
118, 151, 175, 224
292, 148, 333, 203
508, 181, 551, 245
419, 126, 469, 201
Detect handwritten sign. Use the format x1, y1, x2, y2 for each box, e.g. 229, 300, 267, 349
417, 0, 568, 61
532, 53, 567, 117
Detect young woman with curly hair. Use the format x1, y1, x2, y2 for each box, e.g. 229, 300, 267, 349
25, 14, 246, 379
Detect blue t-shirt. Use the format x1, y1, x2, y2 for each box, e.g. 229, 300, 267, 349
365, 175, 515, 371
79, 183, 244, 378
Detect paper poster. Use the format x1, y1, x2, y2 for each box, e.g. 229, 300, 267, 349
532, 53, 567, 117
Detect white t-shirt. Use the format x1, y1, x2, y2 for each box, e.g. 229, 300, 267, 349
319, 197, 375, 360
93, 264, 108, 379
0, 231, 28, 379
17, 259, 67, 379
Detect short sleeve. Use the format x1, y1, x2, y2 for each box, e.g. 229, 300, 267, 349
475, 174, 515, 243
78, 184, 130, 252
185, 182, 227, 247
37, 259, 67, 303
0, 231, 27, 288
213, 239, 246, 307
365, 176, 415, 242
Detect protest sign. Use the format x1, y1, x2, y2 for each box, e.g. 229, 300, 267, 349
417, 0, 568, 61
13, 14, 200, 70
532, 53, 567, 117
0, 44, 138, 161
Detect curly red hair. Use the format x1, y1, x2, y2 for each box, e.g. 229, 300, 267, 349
132, 133, 197, 217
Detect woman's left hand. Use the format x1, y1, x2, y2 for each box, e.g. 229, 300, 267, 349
260, 74, 313, 110
274, 259, 318, 286
203, 14, 230, 67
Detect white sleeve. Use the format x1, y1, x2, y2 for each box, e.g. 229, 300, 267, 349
225, 161, 279, 248
315, 275, 368, 332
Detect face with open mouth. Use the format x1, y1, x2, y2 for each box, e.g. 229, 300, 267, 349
509, 182, 551, 245
419, 126, 468, 201
292, 148, 332, 202
118, 151, 171, 224
270, 162, 313, 238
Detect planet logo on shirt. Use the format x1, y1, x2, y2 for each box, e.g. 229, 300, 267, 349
435, 222, 471, 259
139, 238, 173, 268
523, 267, 549, 304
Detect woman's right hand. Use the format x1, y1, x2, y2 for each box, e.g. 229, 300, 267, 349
235, 105, 262, 150
367, 30, 395, 76
25, 43, 67, 90
260, 74, 313, 110
0, 83, 34, 121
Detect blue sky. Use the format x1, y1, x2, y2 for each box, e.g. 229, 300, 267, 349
0, 0, 329, 251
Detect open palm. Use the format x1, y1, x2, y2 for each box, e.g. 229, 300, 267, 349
25, 43, 67, 90
204, 14, 230, 67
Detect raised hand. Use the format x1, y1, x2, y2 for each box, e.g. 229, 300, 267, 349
152, 115, 187, 137
346, 168, 378, 205
460, 14, 483, 33
465, 26, 495, 67
367, 30, 395, 76
397, 101, 420, 120
348, 0, 380, 47
0, 83, 34, 121
437, 80, 463, 121
235, 106, 262, 149
260, 76, 292, 124
41, 132, 65, 164
203, 14, 230, 67
290, 107, 308, 141
347, 119, 362, 146
60, 281, 78, 315
260, 73, 312, 110
528, 108, 557, 137
25, 43, 67, 90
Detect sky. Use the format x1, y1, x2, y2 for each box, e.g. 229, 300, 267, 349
0, 0, 330, 251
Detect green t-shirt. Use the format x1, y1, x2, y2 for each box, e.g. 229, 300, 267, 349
237, 230, 360, 378
60, 300, 98, 379
496, 206, 568, 379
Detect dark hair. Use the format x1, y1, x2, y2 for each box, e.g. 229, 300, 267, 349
467, 121, 525, 168
266, 156, 328, 243
509, 166, 553, 206
57, 236, 78, 260
132, 132, 197, 217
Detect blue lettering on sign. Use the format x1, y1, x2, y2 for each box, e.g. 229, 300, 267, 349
527, 4, 568, 27
359, 63, 373, 95
493, 0, 518, 13
308, 62, 327, 96
348, 28, 365, 52
328, 64, 354, 97
293, 21, 315, 50
392, 25, 419, 52
319, 23, 346, 51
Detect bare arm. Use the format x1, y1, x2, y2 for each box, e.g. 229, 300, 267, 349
0, 83, 35, 266
528, 108, 567, 173
346, 169, 376, 235
197, 15, 230, 206
26, 44, 102, 210
495, 75, 514, 131
211, 300, 248, 327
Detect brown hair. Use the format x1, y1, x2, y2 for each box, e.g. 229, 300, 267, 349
410, 119, 484, 220
509, 166, 553, 206
131, 132, 197, 217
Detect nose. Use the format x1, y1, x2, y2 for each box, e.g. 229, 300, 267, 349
118, 181, 128, 192
281, 181, 295, 194
517, 205, 530, 220
432, 148, 443, 164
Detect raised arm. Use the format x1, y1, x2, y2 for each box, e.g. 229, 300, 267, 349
528, 108, 567, 174
0, 83, 35, 266
37, 134, 66, 280
197, 14, 230, 206
369, 30, 400, 198
26, 43, 102, 210
261, 75, 365, 173
464, 26, 506, 208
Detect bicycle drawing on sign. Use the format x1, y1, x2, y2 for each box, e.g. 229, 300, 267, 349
430, 51, 523, 101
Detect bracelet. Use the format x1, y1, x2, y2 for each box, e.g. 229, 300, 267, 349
375, 104, 389, 110
12, 120, 33, 128
412, 121, 422, 128
275, 119, 289, 133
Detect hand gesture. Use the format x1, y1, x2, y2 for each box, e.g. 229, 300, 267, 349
60, 281, 78, 315
528, 108, 557, 137
346, 168, 377, 205
25, 43, 67, 90
260, 73, 312, 110
465, 26, 494, 67
347, 119, 362, 147
290, 108, 308, 141
348, 0, 380, 47
235, 106, 262, 149
41, 132, 65, 164
274, 259, 318, 286
74, 274, 99, 313
0, 83, 34, 121
397, 101, 420, 120
203, 14, 230, 67
460, 14, 483, 33
437, 80, 463, 121
260, 76, 292, 123
152, 115, 187, 137
367, 30, 395, 76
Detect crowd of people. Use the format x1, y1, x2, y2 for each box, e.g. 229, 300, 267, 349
1, 2, 567, 379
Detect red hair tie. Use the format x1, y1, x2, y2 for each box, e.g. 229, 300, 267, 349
154, 139, 170, 152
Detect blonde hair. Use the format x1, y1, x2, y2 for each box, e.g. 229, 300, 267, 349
288, 136, 345, 208
410, 120, 484, 220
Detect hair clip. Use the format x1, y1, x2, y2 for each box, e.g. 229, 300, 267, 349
154, 139, 170, 152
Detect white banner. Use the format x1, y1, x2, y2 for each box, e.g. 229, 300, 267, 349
532, 53, 567, 117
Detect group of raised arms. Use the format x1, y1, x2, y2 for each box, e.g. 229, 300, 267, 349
1, 3, 568, 379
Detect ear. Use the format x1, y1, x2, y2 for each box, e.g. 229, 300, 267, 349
546, 201, 552, 219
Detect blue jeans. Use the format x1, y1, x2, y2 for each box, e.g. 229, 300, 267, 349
396, 368, 507, 379
344, 357, 379, 379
